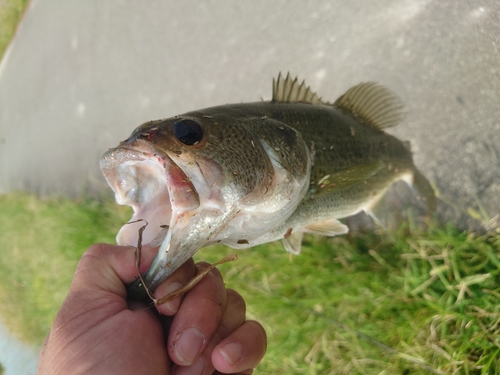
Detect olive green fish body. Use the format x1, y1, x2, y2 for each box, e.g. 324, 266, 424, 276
179, 100, 421, 247
100, 73, 435, 298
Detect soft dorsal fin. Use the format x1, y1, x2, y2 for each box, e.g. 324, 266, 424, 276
272, 72, 329, 105
334, 82, 405, 129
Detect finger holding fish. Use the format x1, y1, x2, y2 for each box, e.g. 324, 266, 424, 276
167, 263, 227, 367
151, 257, 196, 315
164, 263, 267, 375
153, 254, 237, 314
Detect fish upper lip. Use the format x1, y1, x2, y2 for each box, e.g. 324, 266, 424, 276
100, 140, 157, 174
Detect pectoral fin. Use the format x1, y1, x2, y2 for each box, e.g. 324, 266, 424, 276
310, 160, 385, 198
150, 225, 169, 248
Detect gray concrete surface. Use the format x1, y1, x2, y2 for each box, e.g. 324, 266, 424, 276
0, 0, 499, 230
0, 320, 38, 375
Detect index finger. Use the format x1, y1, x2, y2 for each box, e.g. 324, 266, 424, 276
167, 263, 228, 367
71, 243, 158, 297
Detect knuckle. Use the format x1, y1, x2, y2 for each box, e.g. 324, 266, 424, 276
226, 289, 246, 313
84, 243, 108, 258
196, 261, 211, 269
199, 290, 225, 311
196, 262, 223, 280
77, 243, 110, 268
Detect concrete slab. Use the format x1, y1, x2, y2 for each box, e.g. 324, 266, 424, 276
0, 0, 499, 230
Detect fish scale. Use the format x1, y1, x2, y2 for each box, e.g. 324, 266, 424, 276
100, 73, 435, 299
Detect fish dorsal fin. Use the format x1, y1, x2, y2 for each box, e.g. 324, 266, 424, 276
272, 72, 329, 105
334, 82, 405, 129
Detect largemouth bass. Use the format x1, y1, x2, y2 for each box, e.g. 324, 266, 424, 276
100, 73, 435, 299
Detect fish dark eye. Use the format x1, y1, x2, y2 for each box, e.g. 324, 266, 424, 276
173, 119, 204, 145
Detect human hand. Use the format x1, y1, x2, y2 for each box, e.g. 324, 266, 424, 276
38, 243, 266, 375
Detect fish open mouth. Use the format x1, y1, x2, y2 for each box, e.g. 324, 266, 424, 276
100, 139, 202, 297
101, 139, 200, 247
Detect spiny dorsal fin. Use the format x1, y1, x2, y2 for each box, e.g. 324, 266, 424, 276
334, 82, 405, 129
272, 72, 329, 105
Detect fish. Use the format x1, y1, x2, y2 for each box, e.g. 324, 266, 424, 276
100, 73, 436, 300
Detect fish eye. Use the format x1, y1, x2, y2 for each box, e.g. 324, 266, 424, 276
173, 119, 204, 146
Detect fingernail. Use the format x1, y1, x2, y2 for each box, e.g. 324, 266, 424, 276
219, 342, 243, 365
157, 282, 182, 315
174, 328, 206, 365
172, 357, 205, 375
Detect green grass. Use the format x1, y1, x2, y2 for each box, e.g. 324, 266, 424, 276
0, 193, 131, 343
0, 192, 499, 374
1, 2, 499, 373
202, 225, 500, 374
0, 0, 29, 60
